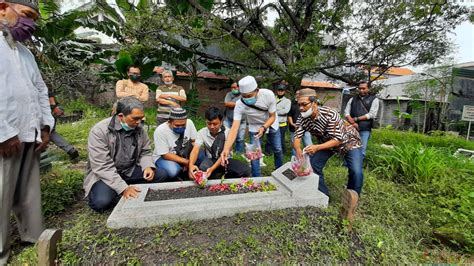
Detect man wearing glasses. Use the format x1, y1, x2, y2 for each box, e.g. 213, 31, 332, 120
293, 88, 363, 227
220, 76, 283, 177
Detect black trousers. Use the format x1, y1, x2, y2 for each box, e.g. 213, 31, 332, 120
199, 158, 251, 179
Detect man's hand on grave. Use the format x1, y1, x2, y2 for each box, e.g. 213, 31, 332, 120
188, 165, 199, 180
143, 167, 155, 181
205, 168, 214, 178
122, 186, 141, 199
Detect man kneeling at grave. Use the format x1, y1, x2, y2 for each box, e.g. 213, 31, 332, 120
293, 88, 364, 224
153, 107, 202, 180
188, 107, 251, 180
84, 97, 157, 212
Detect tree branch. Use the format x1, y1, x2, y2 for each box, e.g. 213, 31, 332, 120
235, 0, 289, 65
186, 0, 285, 76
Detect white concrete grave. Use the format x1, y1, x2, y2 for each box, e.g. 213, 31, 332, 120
107, 162, 328, 228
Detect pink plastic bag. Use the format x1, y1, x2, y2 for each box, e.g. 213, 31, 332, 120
291, 154, 313, 176
245, 138, 263, 160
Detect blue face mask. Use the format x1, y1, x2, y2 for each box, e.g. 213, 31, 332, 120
242, 97, 257, 105
120, 121, 135, 131
173, 127, 186, 135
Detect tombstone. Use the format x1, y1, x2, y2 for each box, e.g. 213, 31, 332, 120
38, 229, 62, 266
107, 163, 329, 228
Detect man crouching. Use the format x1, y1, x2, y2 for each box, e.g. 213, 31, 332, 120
188, 107, 251, 180
84, 97, 157, 212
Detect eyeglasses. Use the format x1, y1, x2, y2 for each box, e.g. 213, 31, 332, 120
298, 102, 312, 107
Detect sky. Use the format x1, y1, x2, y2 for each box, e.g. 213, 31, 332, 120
451, 17, 474, 65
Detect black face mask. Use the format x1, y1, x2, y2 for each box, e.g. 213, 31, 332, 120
277, 94, 285, 99
129, 74, 141, 82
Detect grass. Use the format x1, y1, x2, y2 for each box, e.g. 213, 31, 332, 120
8, 101, 474, 263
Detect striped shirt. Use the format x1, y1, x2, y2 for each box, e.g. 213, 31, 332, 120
155, 84, 186, 121
294, 106, 361, 154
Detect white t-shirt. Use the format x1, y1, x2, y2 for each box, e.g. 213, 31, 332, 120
152, 119, 198, 161
233, 88, 279, 132
196, 127, 229, 158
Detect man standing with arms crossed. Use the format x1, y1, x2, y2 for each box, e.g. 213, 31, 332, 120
0, 0, 55, 263
155, 70, 187, 125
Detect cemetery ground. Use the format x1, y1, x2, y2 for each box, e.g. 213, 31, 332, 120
8, 100, 474, 264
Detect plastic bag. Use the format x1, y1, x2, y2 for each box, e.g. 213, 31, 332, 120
245, 138, 263, 160
291, 154, 313, 176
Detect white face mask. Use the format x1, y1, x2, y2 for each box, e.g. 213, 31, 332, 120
301, 103, 313, 118
164, 81, 173, 85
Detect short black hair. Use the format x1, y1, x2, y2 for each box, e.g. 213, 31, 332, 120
205, 107, 223, 121
128, 65, 140, 71
359, 80, 369, 86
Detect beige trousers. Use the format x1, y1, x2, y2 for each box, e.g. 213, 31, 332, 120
0, 143, 44, 264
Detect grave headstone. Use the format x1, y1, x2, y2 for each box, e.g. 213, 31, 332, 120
38, 229, 62, 266
107, 163, 328, 228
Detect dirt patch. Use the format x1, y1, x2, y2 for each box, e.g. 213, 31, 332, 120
51, 204, 367, 264
145, 186, 250, 201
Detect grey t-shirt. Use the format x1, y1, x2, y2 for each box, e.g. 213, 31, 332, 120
224, 91, 242, 122
234, 88, 279, 132
152, 119, 198, 161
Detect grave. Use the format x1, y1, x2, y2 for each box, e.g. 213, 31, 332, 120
107, 162, 329, 228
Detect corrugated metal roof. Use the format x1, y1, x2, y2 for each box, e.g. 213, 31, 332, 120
374, 74, 448, 102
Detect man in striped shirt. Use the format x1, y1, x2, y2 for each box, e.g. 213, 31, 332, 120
293, 88, 364, 225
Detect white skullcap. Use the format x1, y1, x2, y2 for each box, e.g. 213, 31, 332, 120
238, 76, 258, 93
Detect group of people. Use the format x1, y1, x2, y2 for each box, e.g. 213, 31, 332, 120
0, 0, 379, 263
87, 70, 380, 220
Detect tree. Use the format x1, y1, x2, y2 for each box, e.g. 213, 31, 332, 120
127, 0, 468, 90
33, 0, 116, 98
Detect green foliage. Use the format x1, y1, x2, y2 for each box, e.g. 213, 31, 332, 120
41, 164, 83, 216
366, 129, 474, 252
370, 143, 446, 185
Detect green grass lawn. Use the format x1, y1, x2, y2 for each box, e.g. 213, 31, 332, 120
8, 100, 474, 264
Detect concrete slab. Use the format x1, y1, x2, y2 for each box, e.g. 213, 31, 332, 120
107, 165, 328, 228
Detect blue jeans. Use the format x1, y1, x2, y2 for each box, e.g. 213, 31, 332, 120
224, 118, 246, 153
310, 148, 364, 196
265, 126, 288, 154
359, 130, 371, 159
290, 131, 313, 155
88, 166, 159, 212
248, 128, 283, 177
155, 152, 205, 181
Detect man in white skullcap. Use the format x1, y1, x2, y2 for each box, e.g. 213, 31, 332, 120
0, 0, 55, 263
220, 75, 283, 177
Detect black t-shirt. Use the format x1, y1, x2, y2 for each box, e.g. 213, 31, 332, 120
288, 100, 301, 132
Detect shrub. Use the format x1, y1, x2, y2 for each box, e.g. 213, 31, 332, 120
41, 164, 84, 216
367, 130, 474, 252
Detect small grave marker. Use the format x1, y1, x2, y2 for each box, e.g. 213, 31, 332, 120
38, 229, 62, 266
